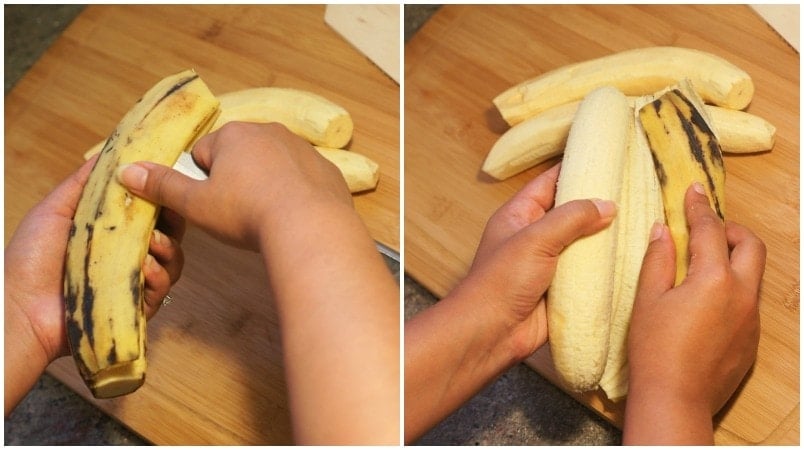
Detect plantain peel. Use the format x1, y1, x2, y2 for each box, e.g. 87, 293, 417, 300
64, 70, 219, 399
638, 83, 726, 287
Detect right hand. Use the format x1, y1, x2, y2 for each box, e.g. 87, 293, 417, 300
118, 121, 353, 251
624, 183, 766, 444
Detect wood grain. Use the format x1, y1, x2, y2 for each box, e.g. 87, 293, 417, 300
405, 4, 799, 445
5, 5, 399, 445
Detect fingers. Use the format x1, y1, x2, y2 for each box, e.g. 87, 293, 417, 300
189, 127, 217, 172
156, 207, 187, 243
725, 221, 767, 293
117, 162, 200, 219
476, 164, 562, 261
507, 163, 561, 216
635, 222, 676, 301
142, 253, 172, 317
519, 198, 617, 258
148, 229, 184, 284
189, 121, 292, 172
142, 224, 185, 317
498, 163, 561, 224
685, 183, 729, 277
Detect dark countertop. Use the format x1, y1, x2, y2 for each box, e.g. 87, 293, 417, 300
6, 4, 620, 445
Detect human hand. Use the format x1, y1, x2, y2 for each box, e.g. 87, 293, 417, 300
454, 163, 617, 361
4, 156, 185, 364
117, 121, 353, 251
623, 182, 766, 444
404, 164, 616, 441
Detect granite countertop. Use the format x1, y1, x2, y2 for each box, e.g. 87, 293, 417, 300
5, 4, 620, 445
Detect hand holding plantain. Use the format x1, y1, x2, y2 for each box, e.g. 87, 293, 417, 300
4, 156, 184, 416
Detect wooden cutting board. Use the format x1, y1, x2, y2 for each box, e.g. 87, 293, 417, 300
405, 5, 799, 445
5, 5, 399, 445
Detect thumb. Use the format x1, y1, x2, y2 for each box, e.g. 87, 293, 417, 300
635, 222, 676, 301
519, 198, 617, 258
117, 162, 198, 217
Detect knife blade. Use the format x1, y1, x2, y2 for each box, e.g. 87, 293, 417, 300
173, 151, 208, 181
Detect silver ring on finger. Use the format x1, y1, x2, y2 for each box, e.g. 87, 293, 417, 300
161, 293, 174, 306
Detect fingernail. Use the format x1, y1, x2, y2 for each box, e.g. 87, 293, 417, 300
649, 221, 665, 242
117, 164, 148, 191
144, 254, 156, 269
692, 181, 706, 196
152, 229, 166, 246
591, 199, 617, 219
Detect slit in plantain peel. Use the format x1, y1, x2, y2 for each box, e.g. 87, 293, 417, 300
64, 69, 220, 398
638, 84, 726, 287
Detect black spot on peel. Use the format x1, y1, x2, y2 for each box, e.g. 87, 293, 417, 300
650, 98, 663, 115
154, 74, 199, 108
81, 285, 96, 349
671, 93, 725, 220
101, 132, 118, 154
675, 107, 706, 166
130, 268, 142, 309
134, 74, 199, 127
66, 317, 83, 351
80, 223, 96, 348
651, 151, 668, 187
65, 281, 79, 315
107, 336, 118, 365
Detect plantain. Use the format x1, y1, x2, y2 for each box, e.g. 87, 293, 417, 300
638, 81, 726, 286
64, 69, 220, 398
493, 46, 754, 126
548, 86, 631, 392
213, 87, 354, 148
315, 146, 380, 193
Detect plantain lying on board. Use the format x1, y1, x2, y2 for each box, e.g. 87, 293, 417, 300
638, 81, 726, 286
493, 46, 754, 126
213, 87, 354, 148
64, 69, 220, 398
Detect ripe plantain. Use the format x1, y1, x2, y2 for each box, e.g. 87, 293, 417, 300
213, 87, 354, 148
493, 46, 754, 126
547, 86, 630, 392
64, 69, 220, 398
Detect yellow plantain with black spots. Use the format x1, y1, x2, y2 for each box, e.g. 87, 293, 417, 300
638, 82, 726, 286
64, 69, 220, 398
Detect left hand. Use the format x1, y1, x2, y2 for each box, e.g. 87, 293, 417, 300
4, 156, 185, 364
458, 163, 616, 360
